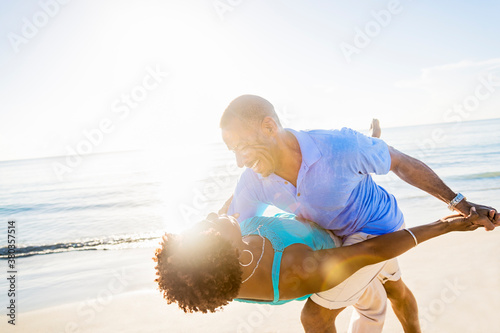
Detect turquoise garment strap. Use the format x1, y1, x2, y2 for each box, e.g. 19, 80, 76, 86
272, 251, 283, 302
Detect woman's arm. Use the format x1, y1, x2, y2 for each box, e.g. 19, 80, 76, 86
283, 209, 479, 295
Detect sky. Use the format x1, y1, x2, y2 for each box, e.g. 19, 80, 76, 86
1, 0, 500, 162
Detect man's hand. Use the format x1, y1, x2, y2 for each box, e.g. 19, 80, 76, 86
454, 200, 499, 231
218, 195, 233, 215
218, 195, 239, 219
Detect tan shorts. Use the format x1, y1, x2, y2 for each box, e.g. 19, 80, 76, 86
309, 229, 402, 309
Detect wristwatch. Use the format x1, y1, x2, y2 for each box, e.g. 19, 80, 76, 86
448, 193, 466, 211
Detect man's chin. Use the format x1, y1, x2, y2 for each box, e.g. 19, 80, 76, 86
250, 162, 274, 177
258, 169, 273, 178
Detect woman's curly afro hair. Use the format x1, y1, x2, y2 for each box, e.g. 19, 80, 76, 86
154, 227, 243, 313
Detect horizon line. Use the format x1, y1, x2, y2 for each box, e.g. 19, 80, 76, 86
1, 117, 498, 164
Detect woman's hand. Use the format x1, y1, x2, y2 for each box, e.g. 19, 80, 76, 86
441, 207, 481, 232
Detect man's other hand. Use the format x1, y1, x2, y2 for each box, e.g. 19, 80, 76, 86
455, 201, 499, 231
218, 195, 234, 215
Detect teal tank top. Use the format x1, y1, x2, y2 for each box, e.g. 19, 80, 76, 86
234, 214, 338, 305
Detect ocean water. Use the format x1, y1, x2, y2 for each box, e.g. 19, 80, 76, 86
1, 118, 500, 258
1, 119, 499, 312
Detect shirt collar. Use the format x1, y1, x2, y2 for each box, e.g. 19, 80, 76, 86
253, 128, 322, 180
286, 128, 322, 169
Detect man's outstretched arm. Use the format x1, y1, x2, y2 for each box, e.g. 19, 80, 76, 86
389, 146, 499, 230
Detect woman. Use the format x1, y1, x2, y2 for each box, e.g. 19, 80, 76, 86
154, 209, 480, 319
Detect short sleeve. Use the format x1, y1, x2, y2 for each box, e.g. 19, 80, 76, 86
228, 170, 268, 222
350, 129, 391, 175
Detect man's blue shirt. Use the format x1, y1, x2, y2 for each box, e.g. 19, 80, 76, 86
228, 128, 404, 237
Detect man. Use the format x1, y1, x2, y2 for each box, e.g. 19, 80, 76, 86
219, 95, 499, 333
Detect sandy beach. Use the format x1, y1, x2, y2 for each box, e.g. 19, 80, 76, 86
3, 228, 499, 333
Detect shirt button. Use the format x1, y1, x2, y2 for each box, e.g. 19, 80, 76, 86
284, 181, 288, 185
297, 193, 301, 197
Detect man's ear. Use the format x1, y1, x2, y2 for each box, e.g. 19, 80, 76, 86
261, 116, 278, 137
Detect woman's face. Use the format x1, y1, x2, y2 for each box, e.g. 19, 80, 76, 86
203, 213, 242, 247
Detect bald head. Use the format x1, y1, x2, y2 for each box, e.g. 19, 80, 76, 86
220, 95, 282, 130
